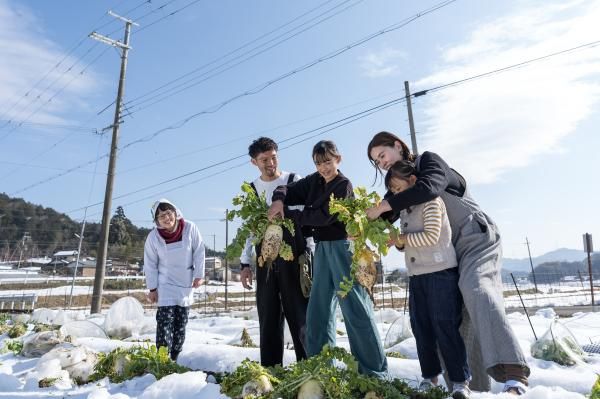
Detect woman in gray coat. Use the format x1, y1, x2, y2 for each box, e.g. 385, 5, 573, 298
365, 132, 529, 395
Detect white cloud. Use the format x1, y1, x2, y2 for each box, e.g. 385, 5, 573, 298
0, 0, 99, 127
359, 47, 406, 78
415, 0, 600, 184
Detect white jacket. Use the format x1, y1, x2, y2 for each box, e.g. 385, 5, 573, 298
144, 219, 205, 307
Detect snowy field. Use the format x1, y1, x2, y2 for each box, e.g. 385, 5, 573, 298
1, 299, 600, 399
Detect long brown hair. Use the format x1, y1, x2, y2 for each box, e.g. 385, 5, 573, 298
367, 131, 415, 184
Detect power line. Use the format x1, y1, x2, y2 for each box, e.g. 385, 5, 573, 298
413, 39, 600, 96
0, 0, 157, 127
5, 0, 452, 194
133, 0, 203, 34
118, 0, 361, 113
0, 46, 111, 142
67, 95, 407, 215
0, 0, 174, 139
0, 120, 99, 134
119, 0, 455, 146
65, 38, 600, 210
117, 83, 404, 175
10, 154, 110, 195
12, 35, 598, 197
93, 0, 153, 33
0, 43, 101, 131
0, 160, 103, 175
82, 161, 249, 219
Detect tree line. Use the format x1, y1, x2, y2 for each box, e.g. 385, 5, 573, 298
0, 193, 224, 263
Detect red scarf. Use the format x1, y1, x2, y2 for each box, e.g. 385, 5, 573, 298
158, 218, 185, 244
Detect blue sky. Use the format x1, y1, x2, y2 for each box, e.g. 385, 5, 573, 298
0, 0, 599, 267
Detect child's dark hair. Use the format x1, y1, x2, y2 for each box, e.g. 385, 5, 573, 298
384, 160, 416, 191
154, 202, 176, 220
312, 140, 341, 164
248, 137, 278, 158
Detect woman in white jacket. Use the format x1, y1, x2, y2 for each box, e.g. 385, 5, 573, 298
144, 199, 205, 361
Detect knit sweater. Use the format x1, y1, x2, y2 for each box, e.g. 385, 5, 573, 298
400, 197, 457, 276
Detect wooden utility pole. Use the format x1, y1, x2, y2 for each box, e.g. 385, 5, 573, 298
583, 233, 595, 307
525, 237, 538, 293
90, 12, 137, 314
404, 81, 419, 155
224, 209, 229, 311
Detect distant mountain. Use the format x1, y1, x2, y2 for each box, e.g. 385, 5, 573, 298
502, 248, 590, 272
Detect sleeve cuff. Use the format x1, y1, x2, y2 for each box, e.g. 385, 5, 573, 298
240, 263, 251, 270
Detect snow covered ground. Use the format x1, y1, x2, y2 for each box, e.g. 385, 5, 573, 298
1, 301, 599, 399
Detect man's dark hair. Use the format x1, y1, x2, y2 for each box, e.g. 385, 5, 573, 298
248, 137, 278, 158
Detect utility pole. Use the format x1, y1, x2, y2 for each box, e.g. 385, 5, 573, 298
404, 81, 419, 155
583, 233, 595, 307
224, 209, 229, 311
69, 218, 87, 309
90, 11, 138, 314
525, 237, 538, 293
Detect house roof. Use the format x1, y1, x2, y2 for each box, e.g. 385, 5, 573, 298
53, 250, 78, 257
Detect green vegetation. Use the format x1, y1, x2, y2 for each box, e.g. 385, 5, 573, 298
1, 339, 23, 355
531, 335, 584, 366
238, 328, 257, 348
89, 345, 190, 383
33, 323, 59, 333
38, 377, 59, 388
385, 352, 407, 359
591, 374, 600, 399
329, 187, 398, 298
226, 182, 295, 266
7, 323, 27, 338
220, 346, 449, 399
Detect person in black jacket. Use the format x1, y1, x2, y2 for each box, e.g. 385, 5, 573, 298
239, 137, 309, 367
268, 140, 388, 377
366, 131, 529, 395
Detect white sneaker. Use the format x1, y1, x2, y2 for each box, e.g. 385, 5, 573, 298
451, 381, 471, 399
502, 380, 528, 395
418, 378, 437, 391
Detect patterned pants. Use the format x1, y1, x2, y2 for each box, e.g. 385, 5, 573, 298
156, 305, 189, 361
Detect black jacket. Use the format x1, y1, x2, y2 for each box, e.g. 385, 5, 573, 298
384, 151, 466, 221
272, 171, 353, 242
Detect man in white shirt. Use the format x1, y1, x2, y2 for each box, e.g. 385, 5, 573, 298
240, 137, 310, 367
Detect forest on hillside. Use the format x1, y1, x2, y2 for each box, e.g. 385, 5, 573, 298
0, 193, 224, 262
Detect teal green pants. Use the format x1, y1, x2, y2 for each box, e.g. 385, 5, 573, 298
306, 240, 388, 377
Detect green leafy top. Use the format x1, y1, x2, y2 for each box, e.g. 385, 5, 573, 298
226, 182, 294, 260
272, 345, 358, 399
89, 345, 189, 383
220, 358, 280, 398
220, 345, 450, 399
329, 187, 398, 296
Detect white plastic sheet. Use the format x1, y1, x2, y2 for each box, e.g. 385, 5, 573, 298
60, 320, 108, 339
103, 296, 145, 339
21, 331, 64, 358
531, 320, 585, 366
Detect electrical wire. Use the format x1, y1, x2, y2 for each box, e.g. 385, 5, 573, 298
119, 0, 362, 113
66, 95, 406, 215
0, 46, 111, 142
118, 88, 404, 175
11, 35, 599, 197
123, 0, 453, 117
